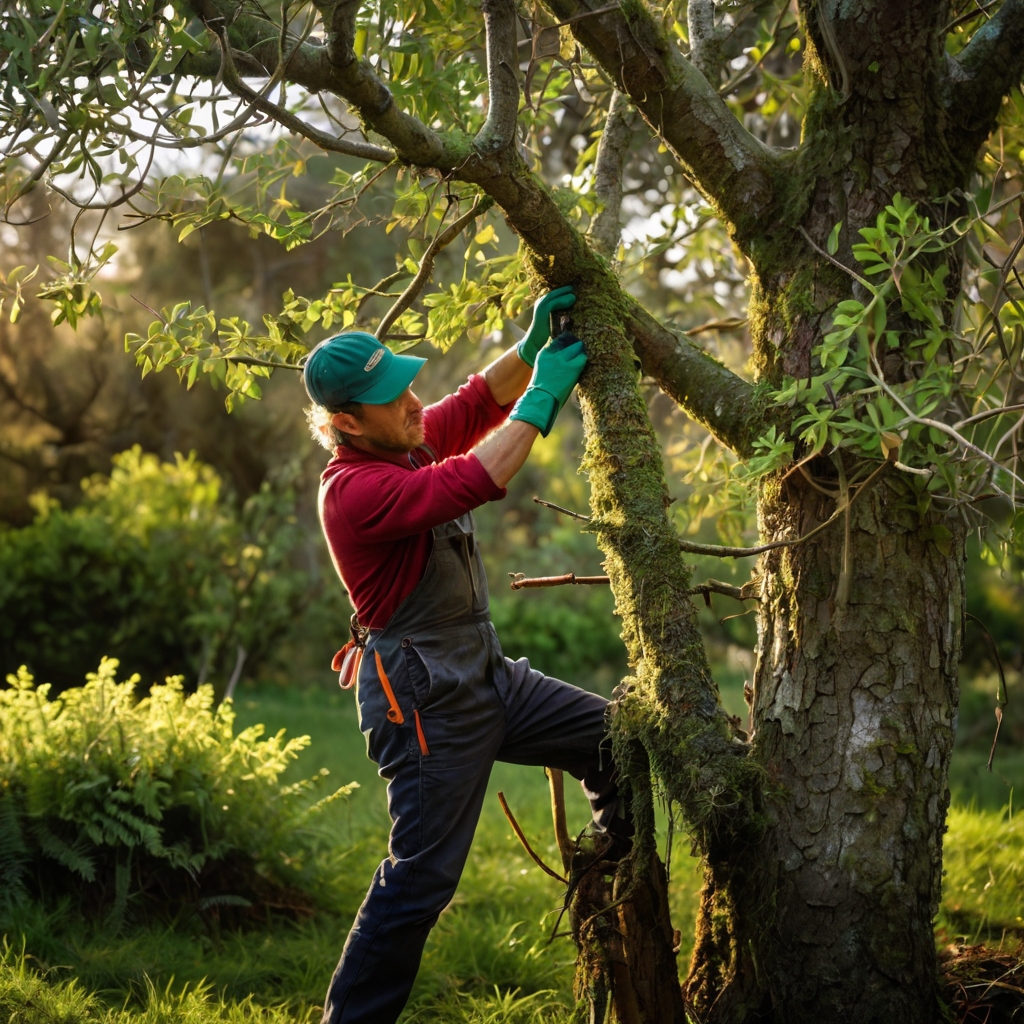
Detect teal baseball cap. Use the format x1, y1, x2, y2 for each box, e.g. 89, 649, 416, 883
303, 332, 425, 410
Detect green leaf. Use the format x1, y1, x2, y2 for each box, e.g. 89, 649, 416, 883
827, 221, 842, 255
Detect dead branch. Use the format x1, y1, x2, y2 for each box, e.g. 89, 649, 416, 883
497, 790, 567, 884
509, 572, 609, 589
546, 768, 573, 873
533, 495, 592, 520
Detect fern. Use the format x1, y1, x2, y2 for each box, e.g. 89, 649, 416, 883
30, 821, 96, 882
0, 659, 357, 919
0, 795, 28, 907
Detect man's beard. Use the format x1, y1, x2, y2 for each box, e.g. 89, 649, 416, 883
361, 422, 423, 454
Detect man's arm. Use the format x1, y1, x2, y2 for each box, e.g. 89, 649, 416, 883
473, 418, 539, 487
482, 285, 577, 405
481, 344, 532, 406
474, 334, 588, 488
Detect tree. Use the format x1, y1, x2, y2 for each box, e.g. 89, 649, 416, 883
3, 1, 1023, 1020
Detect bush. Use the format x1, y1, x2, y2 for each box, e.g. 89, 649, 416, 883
0, 447, 321, 691
0, 659, 356, 926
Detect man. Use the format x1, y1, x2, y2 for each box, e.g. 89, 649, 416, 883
304, 287, 628, 1024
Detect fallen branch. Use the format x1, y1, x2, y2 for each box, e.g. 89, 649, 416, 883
497, 791, 567, 884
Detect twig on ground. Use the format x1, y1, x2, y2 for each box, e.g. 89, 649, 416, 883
497, 791, 567, 884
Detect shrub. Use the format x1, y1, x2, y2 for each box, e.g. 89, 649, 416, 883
0, 447, 322, 691
0, 659, 356, 926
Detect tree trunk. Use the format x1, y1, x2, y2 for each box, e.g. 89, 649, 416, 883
682, 3, 976, 1004
685, 466, 965, 1022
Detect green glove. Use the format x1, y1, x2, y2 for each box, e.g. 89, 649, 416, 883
510, 333, 587, 437
516, 285, 576, 367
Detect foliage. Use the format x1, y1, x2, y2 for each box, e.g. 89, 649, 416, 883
0, 446, 318, 690
768, 194, 1024, 538
0, 944, 320, 1024
0, 658, 355, 923
939, 804, 1024, 940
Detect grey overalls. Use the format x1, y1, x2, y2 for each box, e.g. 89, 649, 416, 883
322, 510, 618, 1024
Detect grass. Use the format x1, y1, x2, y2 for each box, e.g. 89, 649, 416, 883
2, 679, 1020, 1023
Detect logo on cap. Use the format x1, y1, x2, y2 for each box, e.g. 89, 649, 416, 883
364, 348, 385, 372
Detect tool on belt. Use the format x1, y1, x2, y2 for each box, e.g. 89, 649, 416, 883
331, 614, 369, 690
331, 615, 423, 748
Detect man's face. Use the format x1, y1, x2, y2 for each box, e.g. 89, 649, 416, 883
332, 388, 425, 454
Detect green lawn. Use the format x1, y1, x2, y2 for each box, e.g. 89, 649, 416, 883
2, 680, 1019, 1024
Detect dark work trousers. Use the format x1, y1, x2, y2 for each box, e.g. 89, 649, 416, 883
322, 512, 620, 1024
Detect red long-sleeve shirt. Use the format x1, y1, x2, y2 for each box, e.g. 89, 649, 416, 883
318, 374, 509, 628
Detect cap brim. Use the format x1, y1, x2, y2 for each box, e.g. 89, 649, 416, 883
353, 353, 426, 404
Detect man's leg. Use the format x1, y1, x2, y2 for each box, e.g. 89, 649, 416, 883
321, 749, 495, 1024
495, 657, 630, 837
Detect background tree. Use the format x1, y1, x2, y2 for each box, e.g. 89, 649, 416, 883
2, 1, 1024, 1021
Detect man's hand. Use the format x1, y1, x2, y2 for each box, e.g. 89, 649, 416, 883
509, 333, 588, 437
517, 286, 576, 368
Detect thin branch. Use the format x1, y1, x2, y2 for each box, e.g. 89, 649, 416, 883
497, 791, 567, 884
509, 572, 760, 605
228, 354, 305, 370
866, 355, 1024, 492
509, 572, 610, 589
475, 0, 520, 155
545, 768, 573, 874
955, 402, 1024, 428
533, 495, 591, 520
376, 197, 494, 339
965, 612, 1010, 772
797, 224, 872, 289
945, 0, 1001, 33
45, 136, 156, 211
678, 454, 895, 559
683, 317, 748, 336
587, 88, 634, 258
208, 18, 395, 163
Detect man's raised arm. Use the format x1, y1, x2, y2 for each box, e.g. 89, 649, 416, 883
481, 286, 576, 406
474, 333, 587, 487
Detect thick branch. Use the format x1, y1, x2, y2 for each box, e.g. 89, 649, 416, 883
542, 0, 776, 239
626, 300, 760, 456
476, 0, 520, 154
587, 89, 633, 258
946, 0, 1024, 150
